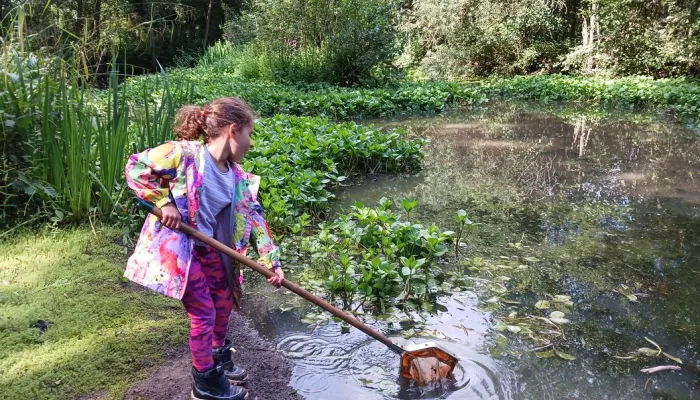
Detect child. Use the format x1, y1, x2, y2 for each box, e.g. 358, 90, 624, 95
124, 97, 284, 400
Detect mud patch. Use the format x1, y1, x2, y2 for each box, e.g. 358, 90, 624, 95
124, 312, 302, 400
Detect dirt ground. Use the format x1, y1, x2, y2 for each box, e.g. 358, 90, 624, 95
123, 311, 302, 400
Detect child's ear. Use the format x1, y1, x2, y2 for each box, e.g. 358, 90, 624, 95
228, 124, 236, 139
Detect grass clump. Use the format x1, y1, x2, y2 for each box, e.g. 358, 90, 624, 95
0, 228, 188, 399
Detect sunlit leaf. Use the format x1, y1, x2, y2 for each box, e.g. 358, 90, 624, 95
663, 352, 683, 364
494, 321, 508, 332
549, 311, 566, 319
637, 347, 659, 357
535, 300, 551, 309
555, 350, 576, 360
507, 325, 522, 334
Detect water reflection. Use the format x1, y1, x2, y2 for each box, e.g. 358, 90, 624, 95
242, 102, 700, 399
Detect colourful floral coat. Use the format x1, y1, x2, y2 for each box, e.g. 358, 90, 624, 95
124, 140, 281, 302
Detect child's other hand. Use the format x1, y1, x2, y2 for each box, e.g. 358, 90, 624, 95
267, 268, 284, 288
160, 203, 181, 229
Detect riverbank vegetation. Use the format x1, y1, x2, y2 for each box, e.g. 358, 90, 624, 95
2, 1, 700, 398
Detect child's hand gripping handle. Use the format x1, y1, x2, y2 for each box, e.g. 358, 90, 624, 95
134, 198, 405, 355
134, 198, 278, 281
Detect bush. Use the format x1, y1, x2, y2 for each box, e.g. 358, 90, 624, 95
400, 0, 569, 79
235, 0, 400, 86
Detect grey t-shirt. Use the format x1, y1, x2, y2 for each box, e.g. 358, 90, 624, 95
196, 147, 235, 244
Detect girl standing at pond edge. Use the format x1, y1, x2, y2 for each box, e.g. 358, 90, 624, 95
124, 97, 284, 400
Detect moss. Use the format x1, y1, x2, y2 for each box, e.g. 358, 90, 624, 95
0, 227, 188, 400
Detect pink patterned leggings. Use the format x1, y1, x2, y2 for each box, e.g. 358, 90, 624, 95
182, 245, 234, 372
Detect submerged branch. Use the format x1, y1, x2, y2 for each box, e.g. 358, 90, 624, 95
640, 365, 681, 374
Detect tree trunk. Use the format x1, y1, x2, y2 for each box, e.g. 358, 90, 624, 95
203, 0, 213, 49
582, 0, 598, 73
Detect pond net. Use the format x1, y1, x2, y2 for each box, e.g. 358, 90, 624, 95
400, 346, 458, 385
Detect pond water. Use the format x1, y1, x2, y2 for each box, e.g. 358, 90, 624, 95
241, 102, 700, 399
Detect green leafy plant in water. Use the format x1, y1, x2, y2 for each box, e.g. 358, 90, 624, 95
401, 198, 418, 219
298, 199, 454, 314
454, 209, 475, 258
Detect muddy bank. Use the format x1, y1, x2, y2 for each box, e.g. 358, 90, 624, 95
124, 311, 302, 400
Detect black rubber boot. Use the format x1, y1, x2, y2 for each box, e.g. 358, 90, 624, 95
212, 339, 248, 385
191, 364, 248, 400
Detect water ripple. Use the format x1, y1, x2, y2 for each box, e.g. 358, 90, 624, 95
276, 323, 512, 399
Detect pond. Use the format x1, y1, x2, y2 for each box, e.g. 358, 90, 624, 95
240, 101, 700, 399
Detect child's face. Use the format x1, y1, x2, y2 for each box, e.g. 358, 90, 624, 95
228, 122, 253, 163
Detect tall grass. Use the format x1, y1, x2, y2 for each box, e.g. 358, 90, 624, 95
1, 8, 179, 227
94, 65, 130, 215
133, 67, 194, 151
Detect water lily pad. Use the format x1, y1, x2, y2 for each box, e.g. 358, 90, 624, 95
549, 311, 566, 319
535, 300, 551, 309
555, 350, 576, 360
553, 295, 572, 302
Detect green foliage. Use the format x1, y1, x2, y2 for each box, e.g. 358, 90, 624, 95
1, 52, 148, 225
128, 70, 486, 118
296, 199, 454, 312
594, 0, 700, 77
400, 0, 569, 78
4, 0, 235, 76
484, 75, 700, 129
244, 116, 425, 228
0, 50, 428, 230
400, 0, 700, 79
235, 0, 400, 85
